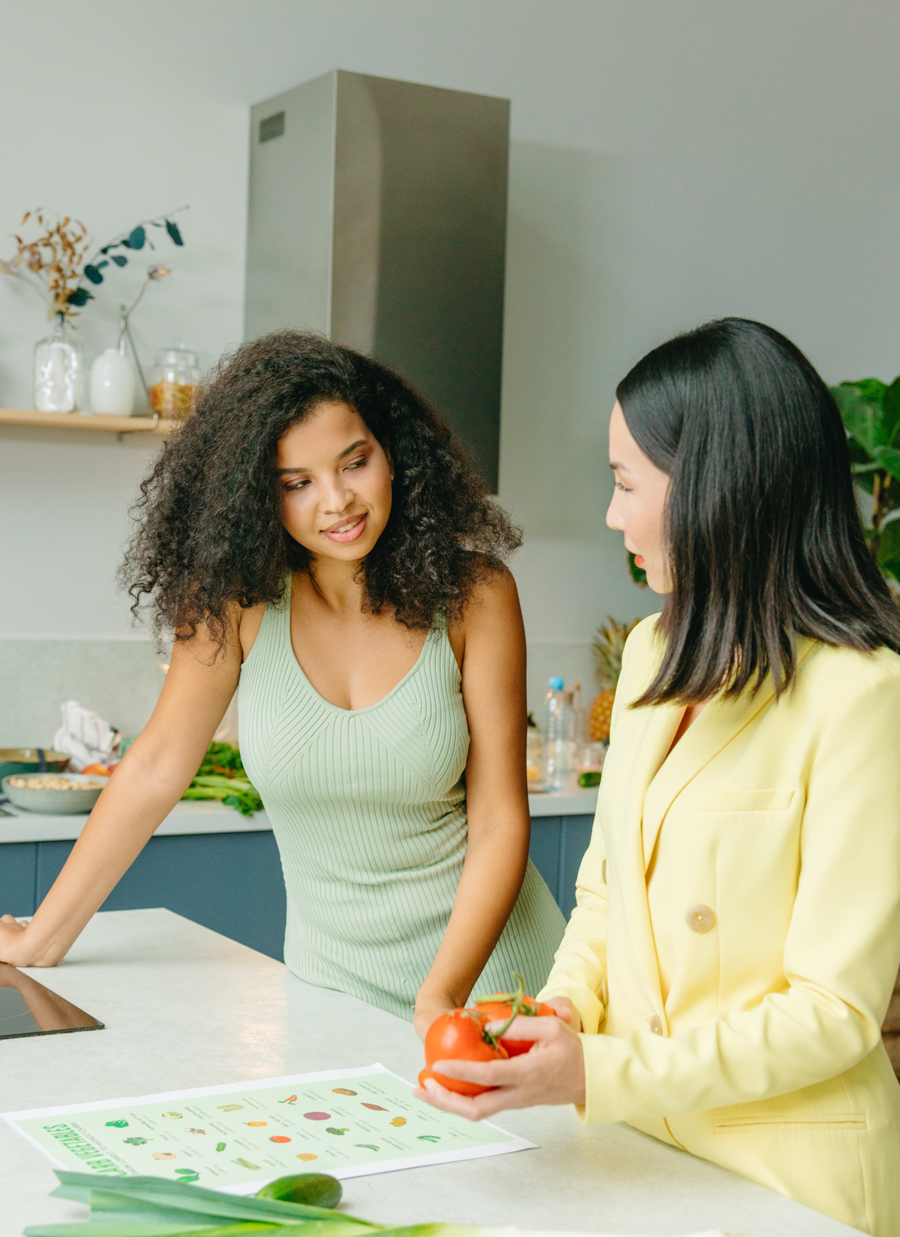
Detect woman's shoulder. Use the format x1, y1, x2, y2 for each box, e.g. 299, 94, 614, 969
800, 637, 900, 699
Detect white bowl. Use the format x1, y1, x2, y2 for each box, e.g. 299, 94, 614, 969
2, 772, 109, 815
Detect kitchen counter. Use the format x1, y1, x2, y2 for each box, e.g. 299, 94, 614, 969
1, 909, 855, 1237
0, 778, 598, 844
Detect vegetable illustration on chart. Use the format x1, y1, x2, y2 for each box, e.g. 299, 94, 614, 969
303, 1112, 330, 1120
279, 1094, 298, 1104
215, 1142, 226, 1152
417, 1135, 440, 1142
245, 1121, 267, 1127
355, 1144, 380, 1151
270, 1135, 291, 1143
104, 1120, 128, 1128
152, 1152, 176, 1161
186, 1128, 206, 1135
332, 1088, 357, 1095
297, 1153, 318, 1161
174, 1168, 199, 1183
390, 1118, 406, 1127
217, 1104, 243, 1112
123, 1137, 149, 1145
361, 1103, 386, 1111
162, 1112, 182, 1119
234, 1157, 260, 1170
326, 1127, 349, 1136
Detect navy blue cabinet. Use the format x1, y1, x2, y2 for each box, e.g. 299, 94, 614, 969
0, 816, 592, 961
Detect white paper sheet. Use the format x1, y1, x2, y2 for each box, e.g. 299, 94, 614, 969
3, 1063, 535, 1193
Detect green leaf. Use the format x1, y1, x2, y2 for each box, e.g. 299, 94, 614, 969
852, 378, 888, 404
126, 226, 146, 250
873, 445, 900, 483
882, 377, 900, 446
628, 552, 647, 588
111, 254, 129, 267
166, 219, 185, 246
51, 1173, 375, 1228
877, 520, 900, 582
25, 1225, 211, 1236
67, 288, 93, 306
84, 265, 104, 285
830, 383, 884, 453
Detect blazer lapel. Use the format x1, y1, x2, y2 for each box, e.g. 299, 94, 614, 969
639, 639, 817, 871
608, 697, 684, 1011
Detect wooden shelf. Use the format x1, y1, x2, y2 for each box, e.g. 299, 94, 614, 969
0, 408, 175, 434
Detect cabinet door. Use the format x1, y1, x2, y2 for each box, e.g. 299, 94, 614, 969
37, 833, 286, 961
0, 843, 37, 917
528, 815, 593, 915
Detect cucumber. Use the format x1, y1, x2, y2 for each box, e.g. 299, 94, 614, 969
254, 1172, 342, 1208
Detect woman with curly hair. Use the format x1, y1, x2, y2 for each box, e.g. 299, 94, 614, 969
0, 331, 565, 1032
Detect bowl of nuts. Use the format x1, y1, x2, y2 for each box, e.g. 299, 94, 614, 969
2, 772, 109, 815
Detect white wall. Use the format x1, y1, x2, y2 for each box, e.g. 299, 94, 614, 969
2, 0, 900, 684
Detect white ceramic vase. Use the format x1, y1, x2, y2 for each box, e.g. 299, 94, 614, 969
89, 346, 135, 415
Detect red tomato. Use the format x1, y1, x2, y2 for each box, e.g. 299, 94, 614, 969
475, 993, 558, 1056
423, 1009, 508, 1096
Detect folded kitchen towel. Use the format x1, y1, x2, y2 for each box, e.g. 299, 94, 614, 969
52, 700, 121, 772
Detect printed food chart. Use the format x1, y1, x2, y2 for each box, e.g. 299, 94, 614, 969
3, 1064, 534, 1193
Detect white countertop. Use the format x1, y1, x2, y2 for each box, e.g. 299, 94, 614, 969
1, 909, 855, 1237
0, 779, 598, 844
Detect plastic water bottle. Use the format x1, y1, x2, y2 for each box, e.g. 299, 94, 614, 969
543, 676, 571, 792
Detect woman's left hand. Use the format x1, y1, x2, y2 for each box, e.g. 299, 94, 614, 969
413, 1013, 586, 1119
413, 990, 456, 1040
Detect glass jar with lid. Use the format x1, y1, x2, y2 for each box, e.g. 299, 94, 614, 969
149, 342, 201, 419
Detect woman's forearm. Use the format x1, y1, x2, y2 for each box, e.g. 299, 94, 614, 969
417, 814, 529, 1011
5, 743, 196, 966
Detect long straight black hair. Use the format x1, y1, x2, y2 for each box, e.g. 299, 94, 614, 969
617, 317, 900, 706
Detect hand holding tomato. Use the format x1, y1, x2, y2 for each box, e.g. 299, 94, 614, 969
414, 1010, 587, 1120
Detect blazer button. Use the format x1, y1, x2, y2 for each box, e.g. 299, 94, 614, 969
686, 903, 716, 933
600, 978, 608, 1006
649, 1015, 664, 1035
601, 859, 607, 884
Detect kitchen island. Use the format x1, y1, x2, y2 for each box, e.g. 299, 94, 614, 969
1, 909, 857, 1237
0, 783, 598, 961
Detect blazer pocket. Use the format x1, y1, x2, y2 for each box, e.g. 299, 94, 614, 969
713, 1113, 867, 1132
695, 788, 796, 813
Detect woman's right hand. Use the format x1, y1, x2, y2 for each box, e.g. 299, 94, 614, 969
0, 914, 42, 967
545, 995, 582, 1032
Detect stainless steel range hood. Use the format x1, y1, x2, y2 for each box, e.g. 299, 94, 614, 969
245, 70, 510, 490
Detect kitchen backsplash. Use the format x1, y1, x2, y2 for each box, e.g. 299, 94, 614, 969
0, 639, 170, 747
0, 639, 598, 748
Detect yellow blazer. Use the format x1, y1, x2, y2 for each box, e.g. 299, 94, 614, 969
539, 617, 900, 1236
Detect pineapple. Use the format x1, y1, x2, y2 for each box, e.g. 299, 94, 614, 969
589, 616, 641, 742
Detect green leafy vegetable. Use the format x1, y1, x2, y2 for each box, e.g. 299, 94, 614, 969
182, 743, 262, 815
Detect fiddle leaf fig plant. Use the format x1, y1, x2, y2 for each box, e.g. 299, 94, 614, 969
830, 378, 900, 585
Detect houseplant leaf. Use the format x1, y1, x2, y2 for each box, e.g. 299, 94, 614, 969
872, 445, 900, 483
830, 382, 884, 453
876, 519, 900, 583
881, 376, 900, 446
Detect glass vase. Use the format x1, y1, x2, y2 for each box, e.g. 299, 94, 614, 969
33, 313, 84, 413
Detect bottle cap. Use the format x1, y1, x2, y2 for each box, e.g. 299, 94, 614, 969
549, 676, 564, 691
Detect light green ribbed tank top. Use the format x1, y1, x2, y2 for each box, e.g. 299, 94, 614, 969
238, 580, 565, 1020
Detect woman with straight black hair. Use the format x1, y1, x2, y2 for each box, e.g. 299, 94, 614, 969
417, 319, 900, 1236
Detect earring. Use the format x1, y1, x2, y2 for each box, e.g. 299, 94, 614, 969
390, 471, 395, 481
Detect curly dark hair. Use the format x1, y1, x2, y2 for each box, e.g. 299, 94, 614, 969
121, 331, 521, 646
